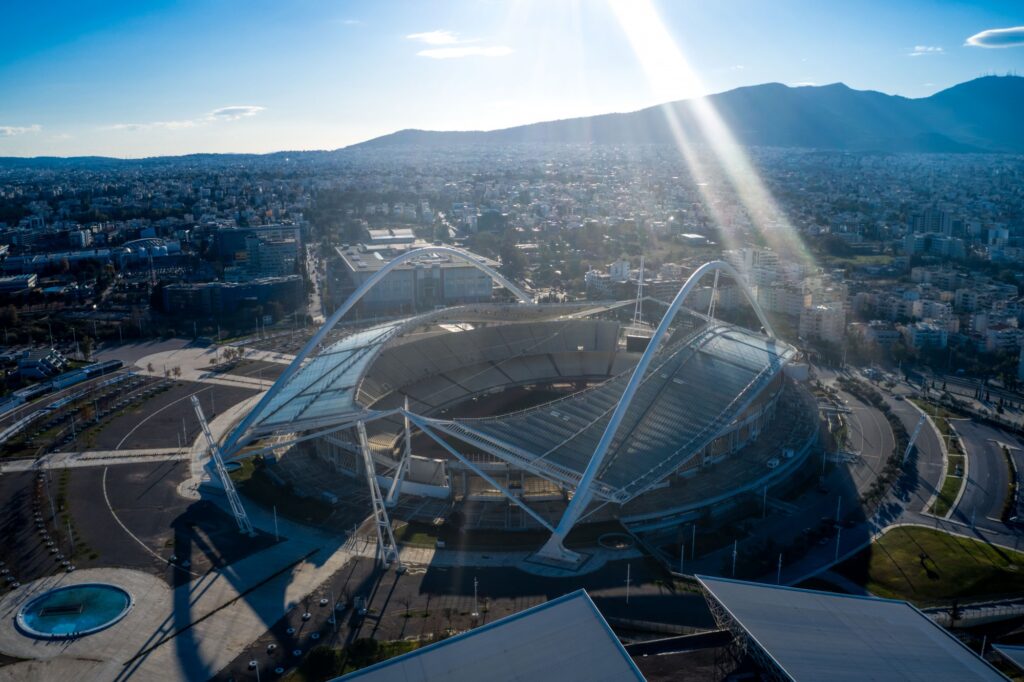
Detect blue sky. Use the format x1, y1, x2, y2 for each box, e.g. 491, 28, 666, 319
1, 0, 1023, 157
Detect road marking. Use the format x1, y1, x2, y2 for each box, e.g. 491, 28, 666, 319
102, 465, 199, 577
114, 385, 215, 450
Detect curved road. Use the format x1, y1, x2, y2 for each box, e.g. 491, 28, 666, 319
952, 420, 1020, 529
884, 394, 945, 513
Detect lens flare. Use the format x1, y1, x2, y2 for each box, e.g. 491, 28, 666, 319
608, 0, 812, 265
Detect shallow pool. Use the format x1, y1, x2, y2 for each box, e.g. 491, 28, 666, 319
17, 583, 133, 639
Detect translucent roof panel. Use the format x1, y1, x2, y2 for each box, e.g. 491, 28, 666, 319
251, 322, 404, 433
447, 325, 793, 500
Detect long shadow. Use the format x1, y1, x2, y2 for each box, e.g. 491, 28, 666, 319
112, 491, 349, 681
134, 460, 178, 501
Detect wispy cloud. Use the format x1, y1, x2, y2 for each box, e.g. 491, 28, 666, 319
787, 81, 816, 87
418, 46, 513, 59
109, 105, 265, 132
908, 45, 943, 57
407, 30, 461, 45
208, 105, 265, 121
0, 124, 41, 137
966, 26, 1024, 48
341, 19, 363, 26
407, 29, 511, 59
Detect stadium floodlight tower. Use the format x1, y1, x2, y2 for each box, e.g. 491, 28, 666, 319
534, 260, 776, 566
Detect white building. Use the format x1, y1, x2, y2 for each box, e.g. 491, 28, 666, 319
902, 322, 948, 350
799, 303, 846, 344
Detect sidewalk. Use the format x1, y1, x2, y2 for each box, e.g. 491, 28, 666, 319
0, 448, 186, 472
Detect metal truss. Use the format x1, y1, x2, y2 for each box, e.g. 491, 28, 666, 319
703, 586, 790, 681
385, 396, 413, 506
356, 421, 402, 570
537, 260, 780, 563
191, 395, 254, 536
225, 408, 402, 462
223, 245, 534, 455
408, 414, 556, 533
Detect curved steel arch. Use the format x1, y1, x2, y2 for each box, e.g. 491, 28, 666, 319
222, 246, 534, 454
536, 260, 775, 562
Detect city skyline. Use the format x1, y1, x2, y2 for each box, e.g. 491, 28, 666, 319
2, 0, 1024, 158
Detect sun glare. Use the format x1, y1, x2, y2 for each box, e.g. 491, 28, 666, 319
608, 0, 812, 264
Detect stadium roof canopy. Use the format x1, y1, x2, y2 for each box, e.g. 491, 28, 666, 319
249, 321, 405, 435
428, 324, 793, 503
698, 576, 1007, 682
335, 590, 644, 682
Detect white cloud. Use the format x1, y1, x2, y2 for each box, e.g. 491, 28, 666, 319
787, 81, 817, 87
341, 19, 363, 26
406, 29, 510, 59
0, 124, 41, 137
966, 26, 1024, 48
109, 105, 264, 132
908, 45, 943, 57
417, 45, 513, 59
407, 30, 461, 45
209, 105, 265, 121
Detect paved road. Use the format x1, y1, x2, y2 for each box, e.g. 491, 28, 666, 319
951, 420, 1016, 527
885, 393, 946, 513
841, 388, 896, 495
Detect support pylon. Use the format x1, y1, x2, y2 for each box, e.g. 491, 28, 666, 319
357, 421, 402, 570
191, 395, 254, 536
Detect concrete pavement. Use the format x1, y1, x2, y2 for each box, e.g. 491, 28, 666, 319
0, 448, 186, 473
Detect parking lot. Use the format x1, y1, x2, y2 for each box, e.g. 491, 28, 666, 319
87, 380, 258, 451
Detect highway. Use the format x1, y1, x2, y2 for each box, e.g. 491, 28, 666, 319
885, 393, 946, 513
951, 419, 1021, 529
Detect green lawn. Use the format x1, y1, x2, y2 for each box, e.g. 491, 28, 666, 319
835, 526, 1024, 605
930, 467, 964, 517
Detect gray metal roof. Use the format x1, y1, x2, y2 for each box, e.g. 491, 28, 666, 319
434, 324, 793, 502
993, 644, 1024, 673
698, 576, 1007, 682
336, 590, 644, 682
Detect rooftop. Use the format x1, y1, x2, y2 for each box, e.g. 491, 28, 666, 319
698, 575, 1006, 682
336, 590, 643, 682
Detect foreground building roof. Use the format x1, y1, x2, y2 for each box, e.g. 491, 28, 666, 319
698, 576, 1007, 682
336, 590, 643, 682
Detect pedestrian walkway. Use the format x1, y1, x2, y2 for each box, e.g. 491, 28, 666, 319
0, 448, 186, 472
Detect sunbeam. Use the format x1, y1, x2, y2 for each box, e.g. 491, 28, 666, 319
608, 0, 813, 266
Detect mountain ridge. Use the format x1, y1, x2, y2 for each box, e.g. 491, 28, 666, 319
351, 75, 1024, 154
2, 76, 1022, 165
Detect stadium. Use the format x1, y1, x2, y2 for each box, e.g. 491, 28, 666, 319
221, 247, 818, 567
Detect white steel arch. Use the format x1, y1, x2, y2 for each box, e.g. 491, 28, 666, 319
222, 246, 534, 454
536, 260, 775, 563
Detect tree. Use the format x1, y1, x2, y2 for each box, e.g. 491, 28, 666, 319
0, 305, 17, 328
498, 235, 526, 280
301, 645, 341, 681
81, 335, 93, 360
